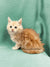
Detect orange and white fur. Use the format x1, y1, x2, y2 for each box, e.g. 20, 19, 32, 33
7, 17, 44, 54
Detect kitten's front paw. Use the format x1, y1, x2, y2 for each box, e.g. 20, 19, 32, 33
12, 46, 19, 50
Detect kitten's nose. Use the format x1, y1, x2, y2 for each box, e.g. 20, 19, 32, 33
12, 29, 14, 32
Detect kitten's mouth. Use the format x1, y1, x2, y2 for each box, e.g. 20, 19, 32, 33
12, 30, 14, 32
12, 29, 14, 32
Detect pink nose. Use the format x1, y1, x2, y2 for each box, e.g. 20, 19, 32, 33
12, 29, 14, 32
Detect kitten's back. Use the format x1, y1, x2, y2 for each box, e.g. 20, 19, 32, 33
21, 29, 44, 54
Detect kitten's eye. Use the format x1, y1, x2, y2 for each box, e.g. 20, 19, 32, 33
14, 26, 17, 29
10, 26, 12, 28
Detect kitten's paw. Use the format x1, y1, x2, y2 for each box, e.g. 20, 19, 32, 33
12, 46, 19, 50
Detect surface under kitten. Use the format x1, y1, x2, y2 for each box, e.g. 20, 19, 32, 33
7, 17, 44, 54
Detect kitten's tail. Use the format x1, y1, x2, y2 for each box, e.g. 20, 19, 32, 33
22, 48, 44, 54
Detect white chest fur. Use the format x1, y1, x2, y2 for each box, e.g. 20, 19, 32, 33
10, 33, 21, 44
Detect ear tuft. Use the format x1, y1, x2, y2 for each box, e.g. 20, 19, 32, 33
8, 17, 12, 23
18, 18, 22, 24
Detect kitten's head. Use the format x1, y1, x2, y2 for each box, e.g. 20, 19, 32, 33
7, 17, 23, 34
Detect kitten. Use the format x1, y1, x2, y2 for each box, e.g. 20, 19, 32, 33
7, 17, 44, 54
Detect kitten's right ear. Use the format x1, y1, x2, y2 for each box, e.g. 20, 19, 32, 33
8, 17, 12, 23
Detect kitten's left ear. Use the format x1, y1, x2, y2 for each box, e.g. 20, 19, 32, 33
8, 17, 12, 23
18, 18, 22, 24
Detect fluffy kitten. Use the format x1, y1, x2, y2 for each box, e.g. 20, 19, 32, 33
7, 17, 44, 54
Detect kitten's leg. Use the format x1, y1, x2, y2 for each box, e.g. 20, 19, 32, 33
12, 43, 20, 50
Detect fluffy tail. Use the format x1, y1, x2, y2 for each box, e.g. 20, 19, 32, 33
22, 48, 44, 54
